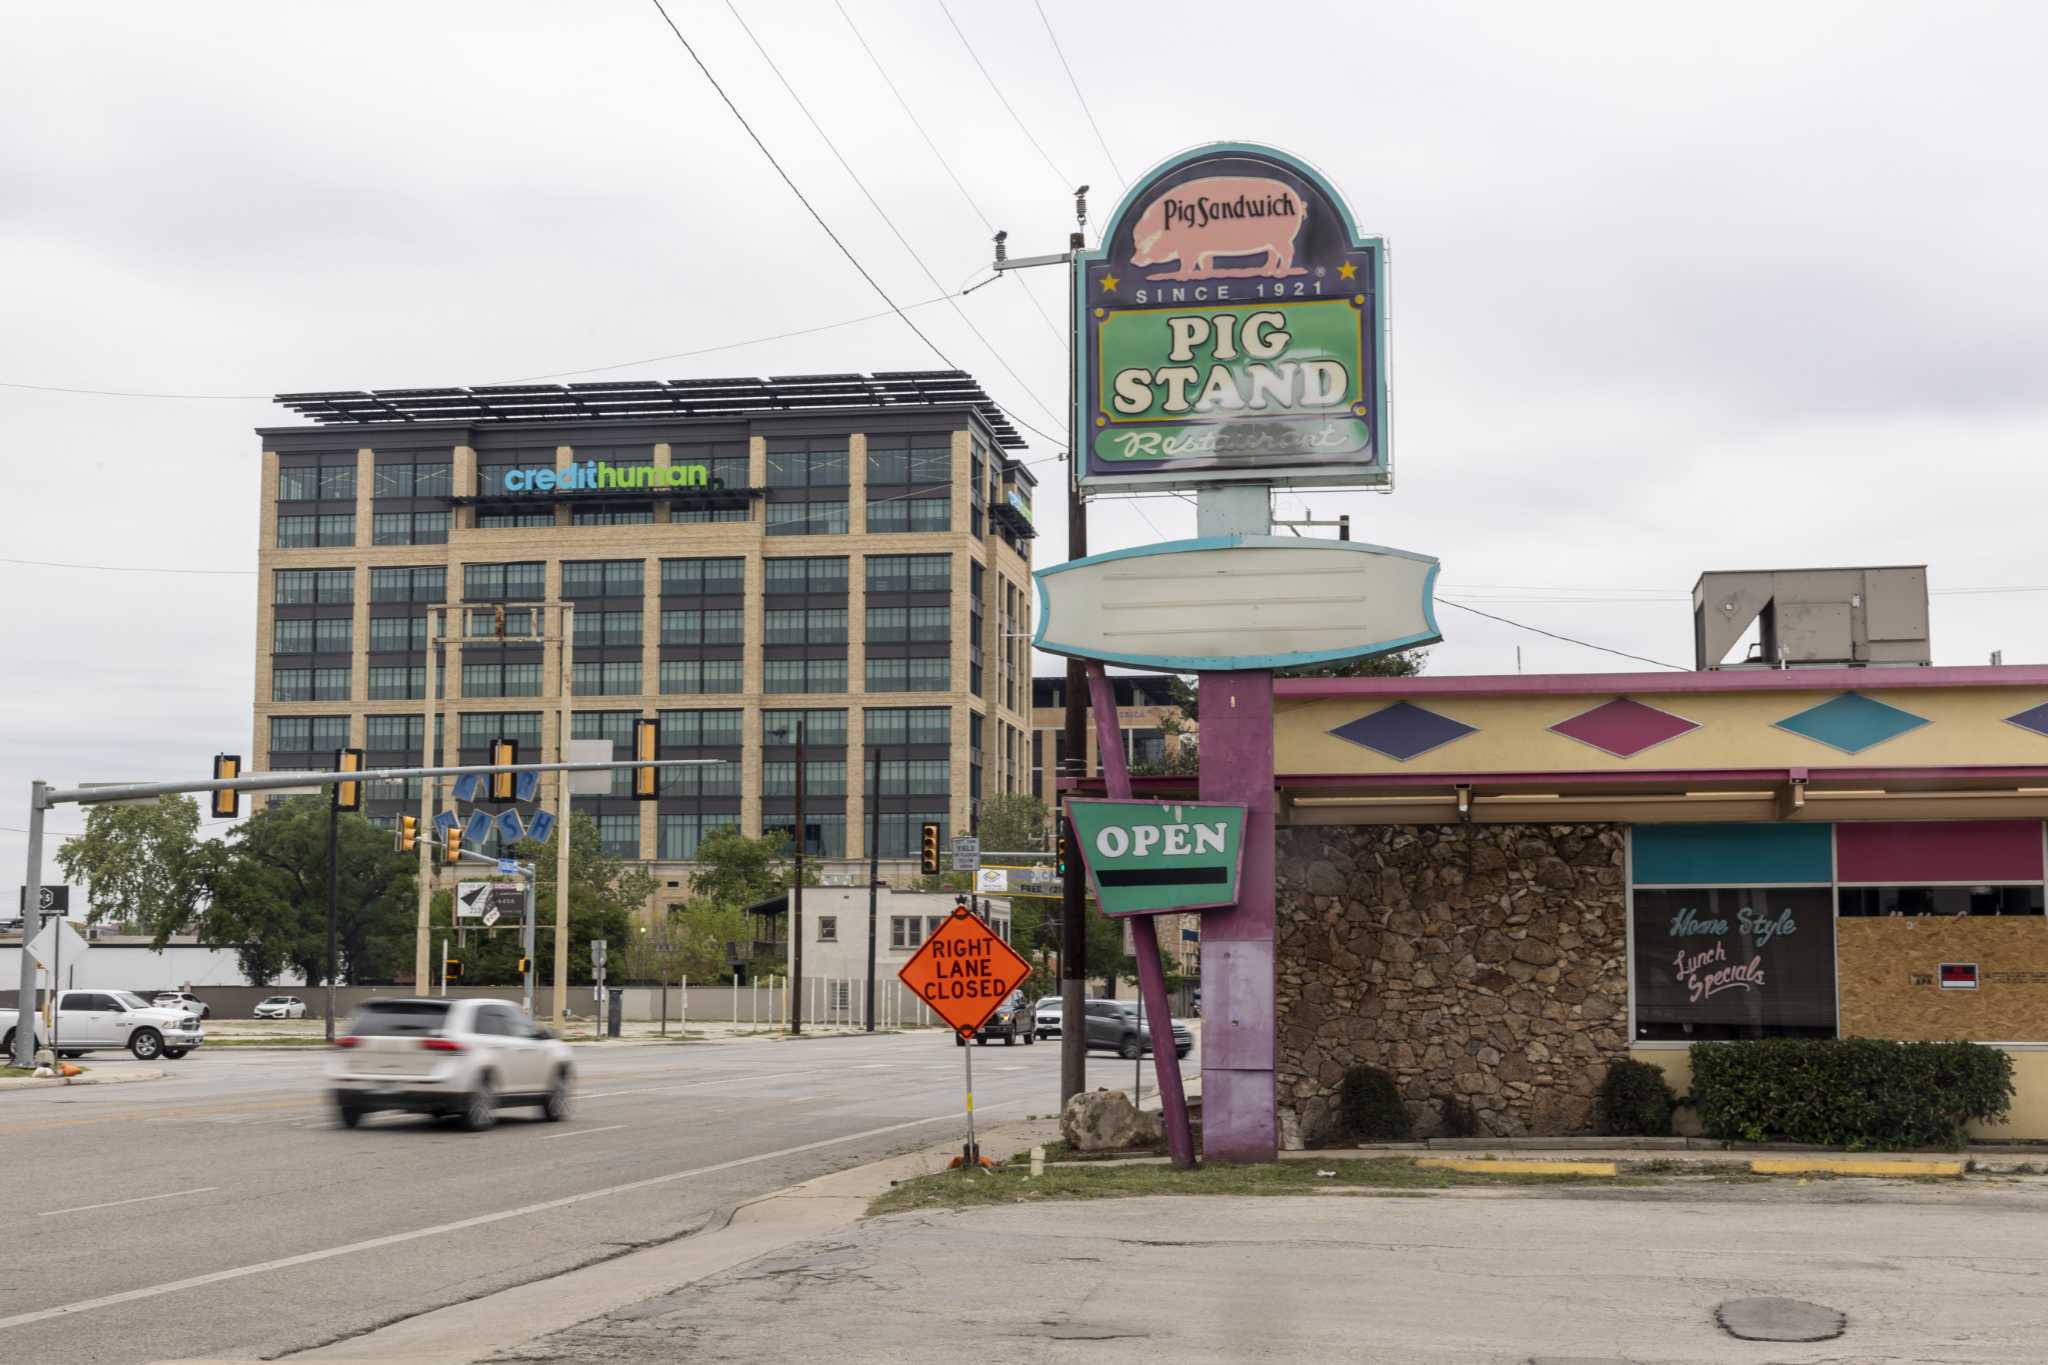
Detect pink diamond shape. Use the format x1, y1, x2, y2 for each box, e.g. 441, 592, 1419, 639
1549, 698, 1699, 758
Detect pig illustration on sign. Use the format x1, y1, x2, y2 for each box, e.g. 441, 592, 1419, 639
1129, 176, 1309, 281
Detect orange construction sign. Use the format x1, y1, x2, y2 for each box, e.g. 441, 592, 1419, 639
896, 904, 1034, 1039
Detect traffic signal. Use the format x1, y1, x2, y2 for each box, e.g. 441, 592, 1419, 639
489, 739, 517, 802
1056, 823, 1069, 878
919, 822, 941, 875
632, 718, 658, 801
211, 754, 240, 819
443, 825, 464, 865
445, 959, 463, 982
396, 814, 418, 853
333, 748, 365, 813
517, 956, 531, 974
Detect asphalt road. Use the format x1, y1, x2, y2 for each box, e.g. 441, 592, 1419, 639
0, 1026, 1181, 1365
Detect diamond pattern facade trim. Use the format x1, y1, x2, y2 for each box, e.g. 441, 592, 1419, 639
2006, 702, 2048, 739
1548, 698, 1701, 759
1329, 701, 1477, 762
1773, 692, 1930, 754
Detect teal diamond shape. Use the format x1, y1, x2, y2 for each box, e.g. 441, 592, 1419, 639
1774, 692, 1929, 754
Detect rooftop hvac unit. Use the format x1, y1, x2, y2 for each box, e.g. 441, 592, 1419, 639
1693, 566, 1930, 670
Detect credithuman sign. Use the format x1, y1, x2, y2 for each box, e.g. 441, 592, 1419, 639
1075, 142, 1388, 493
500, 460, 713, 493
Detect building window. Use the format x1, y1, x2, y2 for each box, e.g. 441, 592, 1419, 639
766, 501, 849, 536
878, 812, 948, 860
866, 496, 950, 533
463, 661, 545, 698
372, 461, 452, 498
761, 709, 848, 746
368, 666, 428, 700
661, 609, 744, 645
372, 511, 451, 545
659, 812, 740, 860
277, 514, 356, 548
865, 554, 951, 594
273, 618, 314, 654
561, 560, 644, 598
369, 566, 444, 604
672, 449, 752, 523
890, 915, 923, 949
273, 668, 350, 702
1630, 887, 1836, 1041
463, 562, 546, 600
763, 557, 848, 595
864, 707, 950, 745
574, 610, 645, 648
865, 436, 952, 487
817, 916, 838, 943
764, 608, 848, 645
763, 761, 848, 796
661, 557, 746, 595
368, 616, 428, 652
477, 508, 555, 529
659, 759, 740, 797
865, 606, 949, 643
268, 715, 351, 753
660, 709, 745, 747
763, 813, 846, 858
765, 658, 847, 693
595, 813, 640, 859
275, 568, 354, 604
458, 712, 543, 750
279, 459, 356, 503
1837, 886, 2047, 917
573, 660, 642, 696
865, 656, 949, 692
765, 439, 850, 488
660, 659, 744, 694
366, 715, 427, 752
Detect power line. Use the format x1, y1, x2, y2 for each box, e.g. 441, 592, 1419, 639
714, 0, 1066, 432
0, 555, 254, 576
1033, 0, 1123, 191
830, 0, 1067, 352
936, 0, 1071, 189
0, 380, 268, 401
1436, 599, 1688, 671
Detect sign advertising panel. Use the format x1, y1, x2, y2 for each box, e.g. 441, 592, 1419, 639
1630, 888, 1837, 1040
1034, 535, 1438, 672
895, 906, 1033, 1038
1067, 799, 1247, 917
1075, 142, 1388, 492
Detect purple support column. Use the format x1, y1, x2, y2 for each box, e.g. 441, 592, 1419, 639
1086, 663, 1196, 1169
1197, 670, 1277, 1162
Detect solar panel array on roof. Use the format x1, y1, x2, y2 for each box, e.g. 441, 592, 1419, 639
272, 371, 1025, 448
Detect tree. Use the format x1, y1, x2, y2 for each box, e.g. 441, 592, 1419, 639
618, 929, 698, 1033
55, 795, 212, 942
508, 812, 658, 987
976, 793, 1050, 852
199, 799, 415, 985
684, 827, 815, 913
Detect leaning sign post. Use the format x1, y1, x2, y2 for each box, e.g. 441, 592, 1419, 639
897, 902, 1034, 1169
1029, 141, 1436, 1164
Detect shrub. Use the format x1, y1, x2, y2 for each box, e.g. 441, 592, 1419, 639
1436, 1093, 1478, 1138
1690, 1038, 2015, 1150
1335, 1064, 1412, 1142
1595, 1058, 1676, 1136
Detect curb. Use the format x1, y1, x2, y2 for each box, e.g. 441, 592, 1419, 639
0, 1067, 166, 1092
1750, 1157, 1965, 1178
1416, 1157, 1618, 1177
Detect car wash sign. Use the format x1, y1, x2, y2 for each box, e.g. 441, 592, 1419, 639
1068, 799, 1247, 917
1076, 142, 1388, 493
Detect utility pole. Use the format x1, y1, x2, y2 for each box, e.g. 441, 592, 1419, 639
1058, 227, 1089, 1103
554, 603, 575, 1033
865, 746, 880, 1031
324, 789, 340, 1043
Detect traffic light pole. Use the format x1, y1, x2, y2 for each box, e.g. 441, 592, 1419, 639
790, 717, 805, 1037
1059, 229, 1090, 1108
325, 798, 340, 1044
865, 747, 879, 1032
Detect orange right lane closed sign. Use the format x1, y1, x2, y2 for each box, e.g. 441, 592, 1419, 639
896, 904, 1034, 1039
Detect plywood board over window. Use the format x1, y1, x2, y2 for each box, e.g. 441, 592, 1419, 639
1838, 918, 2048, 1041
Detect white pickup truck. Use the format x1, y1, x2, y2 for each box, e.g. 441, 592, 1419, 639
1, 989, 206, 1061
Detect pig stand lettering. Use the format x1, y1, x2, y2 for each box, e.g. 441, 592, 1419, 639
1131, 176, 1308, 281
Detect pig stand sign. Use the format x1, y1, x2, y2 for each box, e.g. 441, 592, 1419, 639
1075, 141, 1389, 493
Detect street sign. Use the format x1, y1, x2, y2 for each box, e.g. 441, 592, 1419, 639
451, 774, 482, 805
462, 808, 493, 851
895, 905, 1034, 1039
496, 859, 520, 875
526, 809, 556, 845
494, 807, 525, 846
514, 771, 541, 803
950, 836, 981, 872
455, 883, 493, 920
18, 885, 69, 914
1034, 535, 1439, 673
568, 739, 614, 796
1068, 799, 1248, 917
433, 809, 459, 838
482, 907, 501, 928
974, 867, 1008, 895
26, 916, 90, 967
591, 938, 607, 968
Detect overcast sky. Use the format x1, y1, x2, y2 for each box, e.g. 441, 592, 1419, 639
4, 0, 2046, 888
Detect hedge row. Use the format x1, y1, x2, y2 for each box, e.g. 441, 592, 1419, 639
1689, 1038, 2015, 1150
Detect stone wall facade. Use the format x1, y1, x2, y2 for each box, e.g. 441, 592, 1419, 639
1275, 823, 1629, 1146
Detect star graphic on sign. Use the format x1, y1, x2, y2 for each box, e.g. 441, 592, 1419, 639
1100, 272, 1120, 292
1336, 260, 1358, 281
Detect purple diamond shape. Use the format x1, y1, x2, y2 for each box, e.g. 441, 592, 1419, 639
2009, 702, 2048, 739
1549, 698, 1699, 758
1329, 701, 1476, 761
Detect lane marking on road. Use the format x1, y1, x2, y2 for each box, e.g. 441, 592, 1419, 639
39, 1187, 220, 1218
579, 1068, 833, 1102
0, 1099, 1028, 1333
535, 1124, 627, 1142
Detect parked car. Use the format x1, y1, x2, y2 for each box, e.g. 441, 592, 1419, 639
955, 990, 1037, 1047
328, 998, 573, 1130
254, 995, 308, 1020
1081, 998, 1192, 1060
0, 989, 205, 1061
152, 991, 212, 1020
1033, 996, 1062, 1040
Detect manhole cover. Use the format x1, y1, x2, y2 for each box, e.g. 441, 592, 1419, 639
1714, 1297, 1846, 1342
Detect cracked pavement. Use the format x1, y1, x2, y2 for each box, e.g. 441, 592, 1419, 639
490, 1180, 2048, 1364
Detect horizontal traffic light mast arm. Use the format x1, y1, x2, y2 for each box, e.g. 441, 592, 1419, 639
42, 757, 724, 808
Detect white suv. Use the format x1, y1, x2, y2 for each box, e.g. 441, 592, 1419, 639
329, 998, 573, 1130
152, 991, 212, 1020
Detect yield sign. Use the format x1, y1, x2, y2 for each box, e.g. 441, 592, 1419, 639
896, 905, 1033, 1039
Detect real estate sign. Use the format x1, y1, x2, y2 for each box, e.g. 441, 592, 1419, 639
1068, 799, 1247, 917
